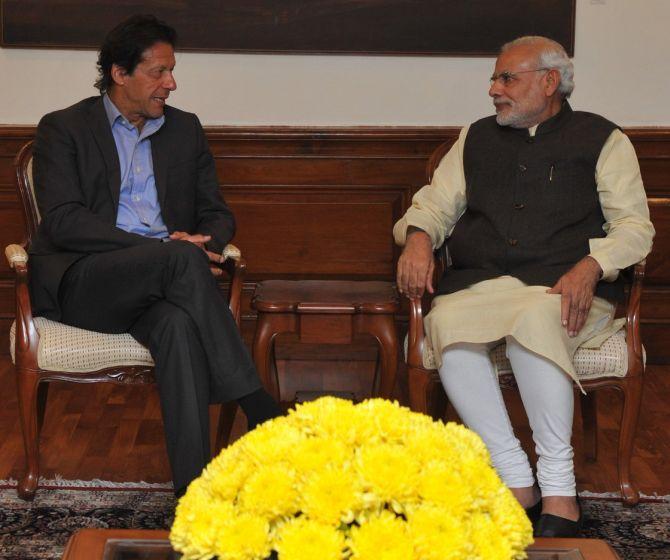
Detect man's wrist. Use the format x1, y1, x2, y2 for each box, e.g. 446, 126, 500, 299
407, 226, 427, 237
585, 256, 604, 279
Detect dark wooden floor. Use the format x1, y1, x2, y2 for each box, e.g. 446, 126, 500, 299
1, 347, 668, 495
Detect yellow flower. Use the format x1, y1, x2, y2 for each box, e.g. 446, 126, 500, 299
354, 399, 414, 445
461, 459, 506, 511
403, 422, 462, 466
238, 464, 300, 519
348, 510, 413, 560
238, 420, 306, 466
213, 514, 271, 560
468, 512, 516, 560
171, 397, 532, 560
289, 397, 361, 445
170, 479, 235, 558
488, 488, 534, 556
300, 466, 360, 525
290, 437, 350, 475
356, 443, 420, 504
417, 460, 474, 514
275, 517, 345, 560
202, 452, 253, 502
408, 504, 469, 560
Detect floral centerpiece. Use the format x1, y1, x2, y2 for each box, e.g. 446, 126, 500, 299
170, 397, 533, 560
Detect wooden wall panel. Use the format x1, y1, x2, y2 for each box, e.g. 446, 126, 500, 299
0, 125, 669, 364
227, 186, 405, 277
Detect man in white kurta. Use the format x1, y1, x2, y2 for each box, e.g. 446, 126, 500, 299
394, 36, 653, 537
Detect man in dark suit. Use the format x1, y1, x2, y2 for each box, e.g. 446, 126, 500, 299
29, 15, 280, 496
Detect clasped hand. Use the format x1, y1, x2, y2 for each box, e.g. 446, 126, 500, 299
169, 231, 224, 276
396, 231, 435, 300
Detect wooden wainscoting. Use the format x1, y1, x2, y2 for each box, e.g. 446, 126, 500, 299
1, 125, 669, 363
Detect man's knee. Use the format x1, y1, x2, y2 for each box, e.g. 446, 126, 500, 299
157, 240, 212, 282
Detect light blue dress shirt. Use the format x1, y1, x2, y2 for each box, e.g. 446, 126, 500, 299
103, 94, 169, 239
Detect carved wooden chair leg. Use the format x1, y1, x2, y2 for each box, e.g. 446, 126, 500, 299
409, 367, 447, 420
580, 391, 598, 462
16, 370, 41, 500
618, 378, 643, 506
358, 316, 398, 399
214, 402, 239, 454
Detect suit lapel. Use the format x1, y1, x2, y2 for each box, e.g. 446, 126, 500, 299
88, 98, 122, 210
150, 124, 170, 212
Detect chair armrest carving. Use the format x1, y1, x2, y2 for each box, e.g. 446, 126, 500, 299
5, 244, 28, 268
406, 252, 443, 370
5, 244, 40, 369
222, 243, 241, 262
220, 244, 246, 328
407, 297, 427, 369
625, 260, 645, 377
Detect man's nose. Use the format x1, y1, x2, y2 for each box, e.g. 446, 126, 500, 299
164, 71, 177, 91
489, 79, 502, 98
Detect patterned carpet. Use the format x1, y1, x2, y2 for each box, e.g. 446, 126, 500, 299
0, 489, 668, 559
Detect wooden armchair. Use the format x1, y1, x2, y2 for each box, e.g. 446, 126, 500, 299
405, 141, 647, 506
7, 141, 243, 500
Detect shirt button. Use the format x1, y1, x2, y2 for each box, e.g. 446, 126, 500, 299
508, 238, 518, 246
519, 164, 527, 172
526, 137, 535, 144
514, 203, 525, 210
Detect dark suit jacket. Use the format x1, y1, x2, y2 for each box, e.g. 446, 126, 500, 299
29, 96, 235, 320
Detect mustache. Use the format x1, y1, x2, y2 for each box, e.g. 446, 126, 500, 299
493, 98, 514, 107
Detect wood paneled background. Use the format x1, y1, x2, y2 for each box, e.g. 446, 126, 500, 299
1, 125, 669, 362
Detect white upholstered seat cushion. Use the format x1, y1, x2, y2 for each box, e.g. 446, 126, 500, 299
405, 328, 629, 380
10, 317, 154, 372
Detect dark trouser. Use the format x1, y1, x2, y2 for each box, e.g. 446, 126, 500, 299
58, 241, 261, 490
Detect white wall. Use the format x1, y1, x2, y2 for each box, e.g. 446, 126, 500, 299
1, 0, 668, 126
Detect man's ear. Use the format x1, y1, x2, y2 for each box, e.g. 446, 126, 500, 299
110, 64, 128, 87
544, 69, 560, 97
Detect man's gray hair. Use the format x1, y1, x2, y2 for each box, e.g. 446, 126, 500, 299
501, 36, 575, 98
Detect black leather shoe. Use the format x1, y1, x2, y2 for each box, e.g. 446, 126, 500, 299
524, 500, 542, 526
534, 510, 583, 538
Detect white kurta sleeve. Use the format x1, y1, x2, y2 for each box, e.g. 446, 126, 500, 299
393, 125, 469, 249
589, 129, 655, 281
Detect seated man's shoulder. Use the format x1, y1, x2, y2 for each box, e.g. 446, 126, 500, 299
163, 105, 200, 128
571, 110, 620, 133
38, 96, 102, 130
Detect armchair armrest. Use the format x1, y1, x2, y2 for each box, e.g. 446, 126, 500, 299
405, 249, 444, 371
219, 243, 247, 329
407, 297, 428, 369
625, 260, 645, 377
5, 244, 39, 369
5, 243, 28, 268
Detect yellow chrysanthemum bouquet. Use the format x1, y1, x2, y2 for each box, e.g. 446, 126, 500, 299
170, 397, 533, 560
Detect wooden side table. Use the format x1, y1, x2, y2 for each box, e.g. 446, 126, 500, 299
251, 280, 400, 402
61, 530, 621, 559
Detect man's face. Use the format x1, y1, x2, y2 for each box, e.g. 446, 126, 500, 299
488, 45, 553, 128
111, 41, 177, 129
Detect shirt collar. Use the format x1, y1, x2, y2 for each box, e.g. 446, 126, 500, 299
103, 93, 165, 137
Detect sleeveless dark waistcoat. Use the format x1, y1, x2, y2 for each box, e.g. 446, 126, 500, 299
438, 103, 623, 301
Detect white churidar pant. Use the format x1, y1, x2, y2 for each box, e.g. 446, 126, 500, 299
438, 337, 576, 496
